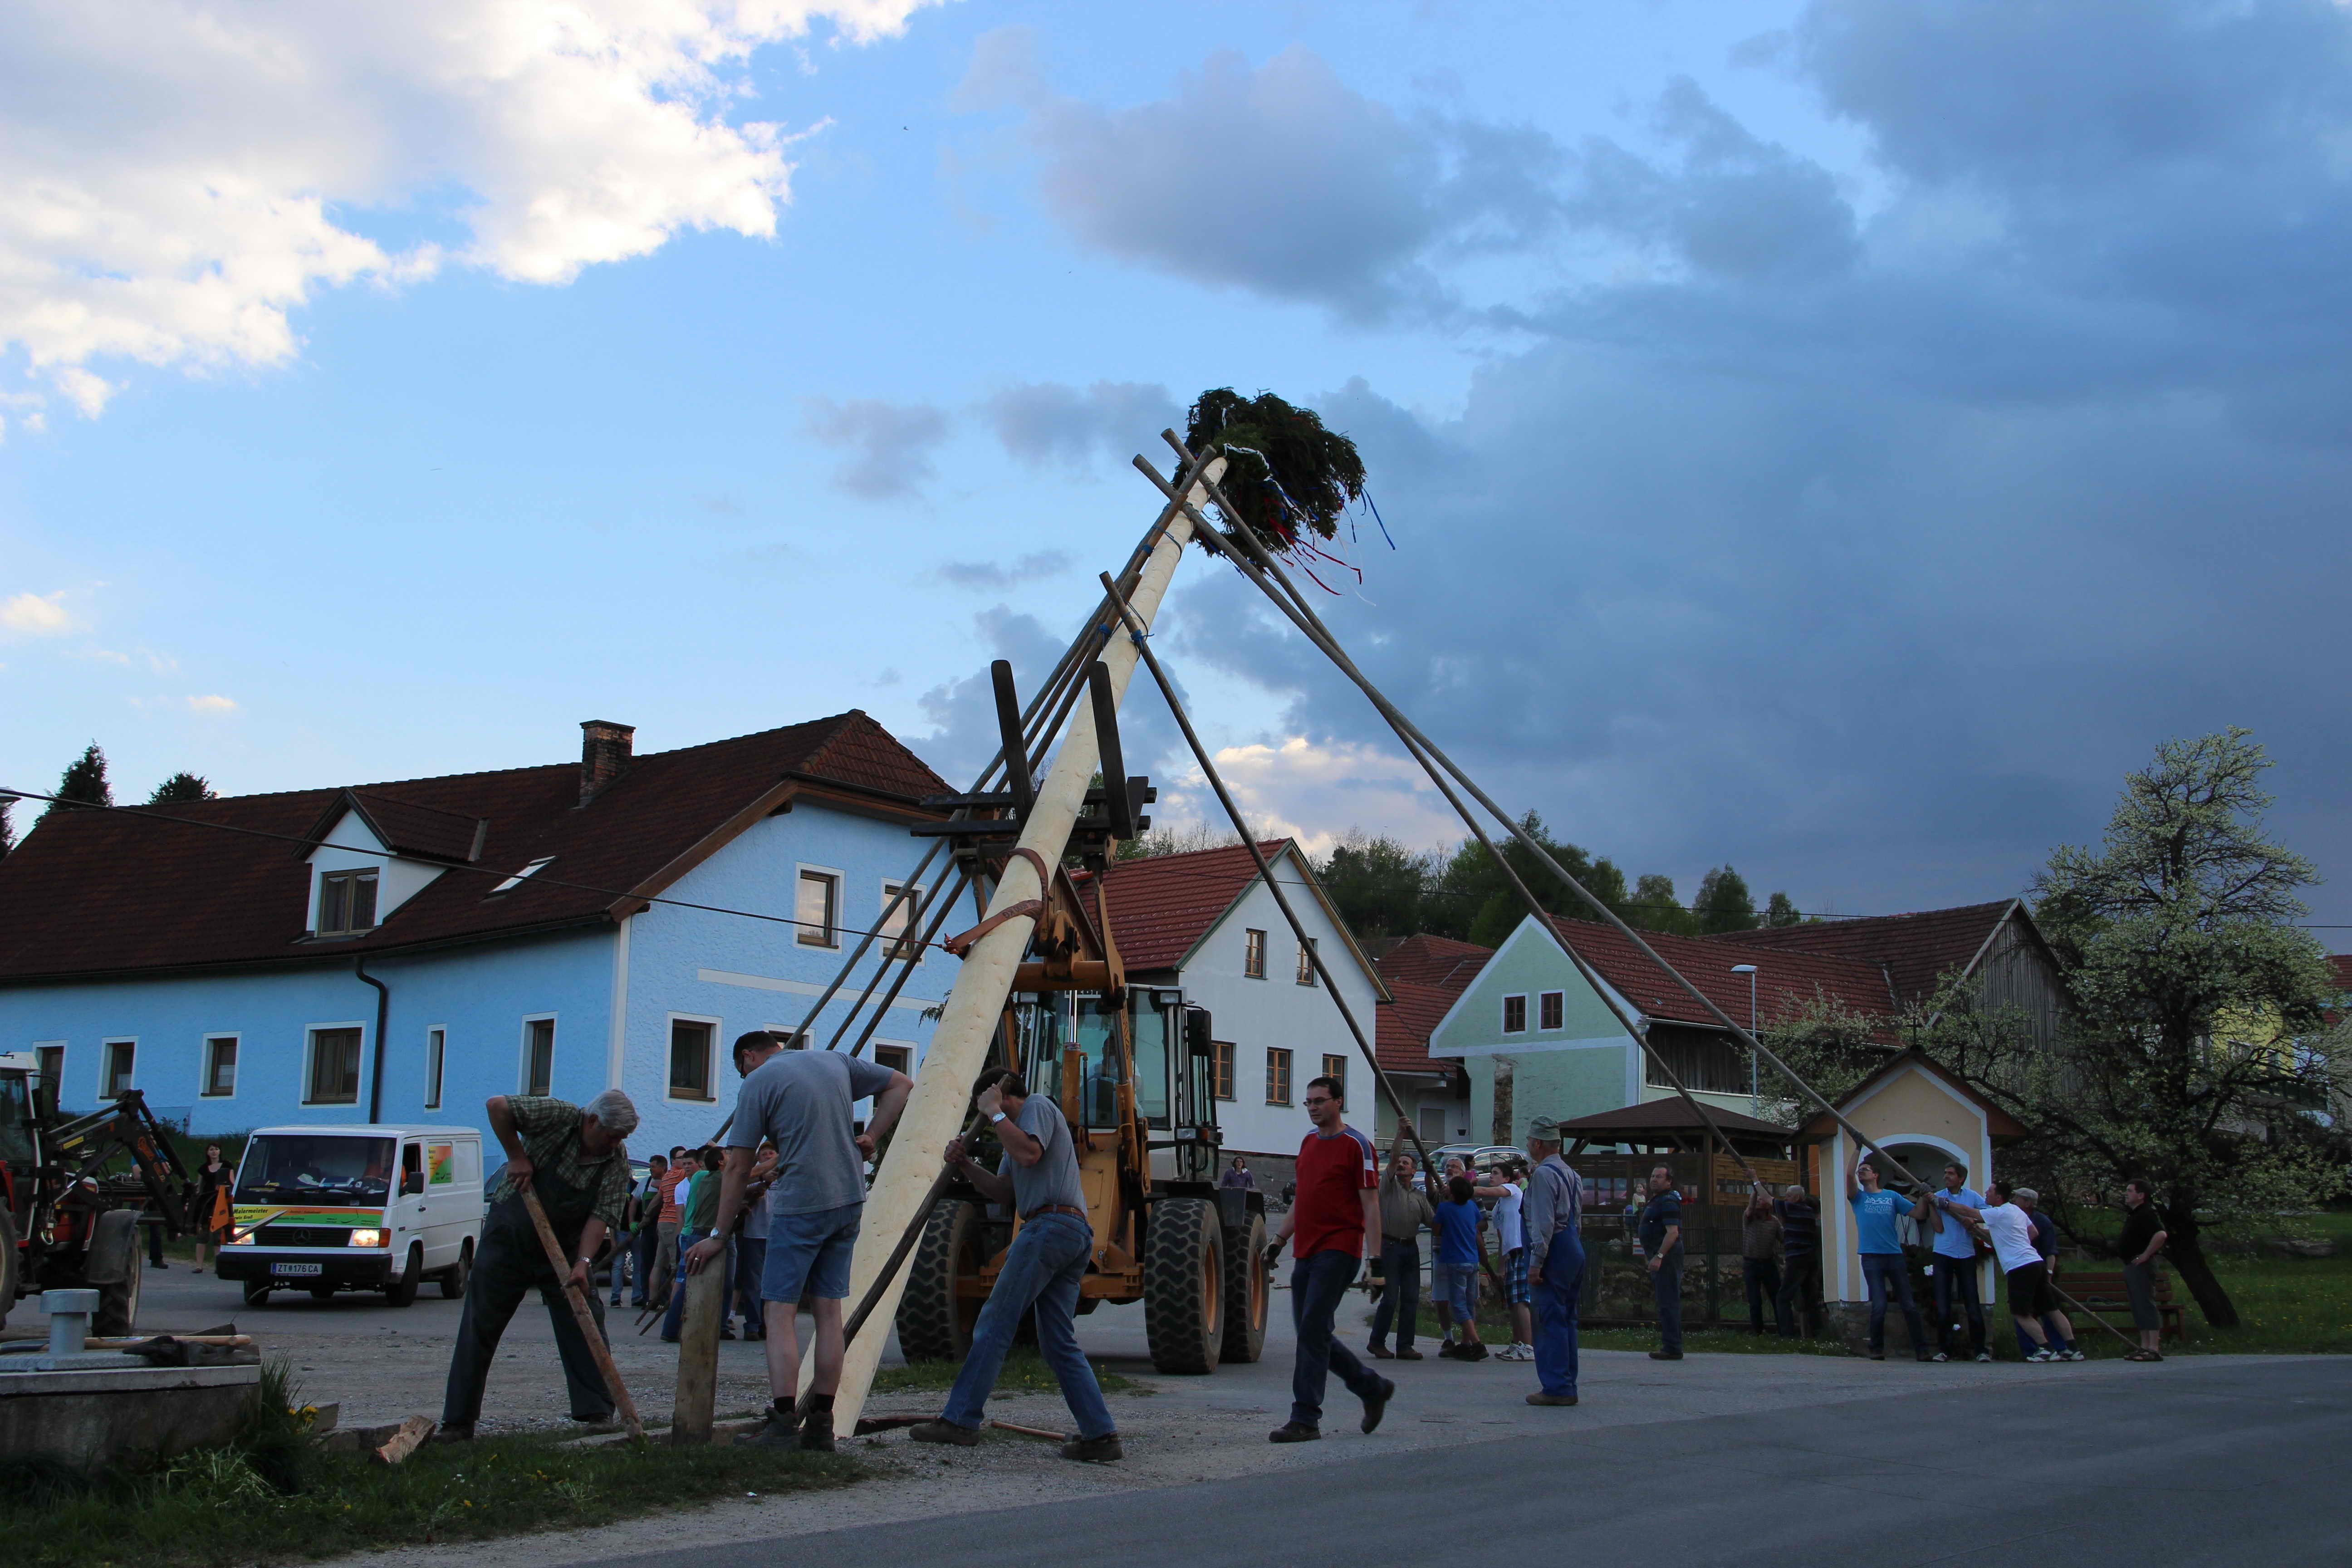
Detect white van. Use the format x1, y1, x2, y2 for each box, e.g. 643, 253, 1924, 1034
218, 1124, 483, 1307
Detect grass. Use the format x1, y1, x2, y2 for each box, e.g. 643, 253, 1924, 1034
0, 1365, 862, 1568
875, 1347, 1142, 1396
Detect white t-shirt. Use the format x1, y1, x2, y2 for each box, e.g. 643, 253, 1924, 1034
1979, 1201, 2039, 1273
1495, 1181, 1525, 1252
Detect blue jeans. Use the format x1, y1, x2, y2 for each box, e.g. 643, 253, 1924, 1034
1862, 1252, 1925, 1354
1367, 1236, 1420, 1351
1533, 1232, 1584, 1396
941, 1213, 1114, 1440
1650, 1251, 1684, 1353
1932, 1254, 1985, 1356
733, 1236, 768, 1332
1290, 1249, 1385, 1429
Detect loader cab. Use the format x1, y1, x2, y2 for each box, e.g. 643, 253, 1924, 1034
1010, 989, 1221, 1182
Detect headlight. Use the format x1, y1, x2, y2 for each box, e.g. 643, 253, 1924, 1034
229, 1228, 255, 1246
347, 1229, 386, 1248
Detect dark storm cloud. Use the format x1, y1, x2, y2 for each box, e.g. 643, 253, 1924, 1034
1145, 3, 2352, 919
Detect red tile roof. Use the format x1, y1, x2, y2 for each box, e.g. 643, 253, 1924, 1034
1544, 914, 1895, 1029
1697, 900, 2019, 1007
0, 711, 947, 983
1085, 840, 1296, 972
1372, 934, 1492, 1076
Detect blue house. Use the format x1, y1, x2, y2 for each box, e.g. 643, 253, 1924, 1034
0, 713, 957, 1156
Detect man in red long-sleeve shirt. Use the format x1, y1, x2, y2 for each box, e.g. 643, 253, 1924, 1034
1265, 1075, 1393, 1443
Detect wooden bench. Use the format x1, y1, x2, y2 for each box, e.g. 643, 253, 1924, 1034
2053, 1268, 2187, 1342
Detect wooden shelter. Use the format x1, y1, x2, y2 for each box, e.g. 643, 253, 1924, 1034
1556, 1099, 1803, 1217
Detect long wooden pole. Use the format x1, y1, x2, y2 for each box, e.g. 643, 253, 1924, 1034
519, 1188, 643, 1441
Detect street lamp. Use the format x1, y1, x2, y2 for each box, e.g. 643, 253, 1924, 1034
1730, 964, 1759, 1115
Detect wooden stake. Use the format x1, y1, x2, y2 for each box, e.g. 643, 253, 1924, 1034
519, 1187, 643, 1441
669, 1255, 727, 1445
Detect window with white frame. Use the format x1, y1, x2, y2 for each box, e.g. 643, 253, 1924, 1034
1539, 991, 1564, 1030
201, 1035, 238, 1097
1296, 937, 1319, 987
1502, 994, 1528, 1033
872, 1043, 913, 1076
424, 1028, 446, 1110
668, 1019, 716, 1101
102, 1038, 137, 1098
521, 1017, 555, 1096
1243, 929, 1267, 979
317, 869, 378, 935
306, 1027, 363, 1104
881, 880, 924, 960
796, 869, 840, 947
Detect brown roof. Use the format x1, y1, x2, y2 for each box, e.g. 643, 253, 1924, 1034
1698, 900, 2019, 1007
1544, 914, 1895, 1030
0, 711, 947, 983
1086, 840, 1294, 972
1372, 934, 1492, 1077
1553, 1098, 1792, 1140
1797, 1048, 2030, 1143
1373, 933, 1493, 994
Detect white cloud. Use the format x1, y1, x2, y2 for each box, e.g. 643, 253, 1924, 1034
0, 590, 78, 635
0, 1, 942, 416
186, 694, 238, 714
1153, 735, 1461, 861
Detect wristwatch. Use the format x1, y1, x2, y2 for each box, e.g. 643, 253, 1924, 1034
989, 1110, 1008, 1124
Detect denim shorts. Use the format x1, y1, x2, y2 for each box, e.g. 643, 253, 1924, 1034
761, 1201, 862, 1303
1434, 1261, 1478, 1315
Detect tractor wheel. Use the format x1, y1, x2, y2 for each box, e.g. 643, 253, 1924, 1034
0, 1207, 19, 1331
384, 1244, 422, 1307
440, 1240, 473, 1299
89, 1209, 144, 1336
896, 1198, 987, 1362
1219, 1211, 1269, 1365
1143, 1196, 1224, 1375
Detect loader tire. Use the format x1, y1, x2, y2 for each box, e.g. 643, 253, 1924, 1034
896, 1198, 987, 1362
1144, 1196, 1224, 1375
0, 1207, 18, 1331
1220, 1211, 1269, 1365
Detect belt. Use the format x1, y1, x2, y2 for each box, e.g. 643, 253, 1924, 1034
1024, 1204, 1088, 1223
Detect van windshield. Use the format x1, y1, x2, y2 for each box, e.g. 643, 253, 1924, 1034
236, 1134, 397, 1203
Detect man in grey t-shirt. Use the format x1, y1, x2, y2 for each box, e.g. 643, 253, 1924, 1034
910, 1067, 1119, 1462
687, 1031, 911, 1450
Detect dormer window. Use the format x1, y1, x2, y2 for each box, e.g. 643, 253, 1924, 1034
318, 870, 378, 935
490, 856, 555, 895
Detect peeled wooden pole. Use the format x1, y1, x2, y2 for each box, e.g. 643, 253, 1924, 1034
669, 1258, 728, 1445
811, 458, 1222, 1436
519, 1188, 643, 1441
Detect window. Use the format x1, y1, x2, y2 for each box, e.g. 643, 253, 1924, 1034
1322, 1054, 1347, 1102
35, 1044, 63, 1117
202, 1036, 237, 1097
424, 1028, 445, 1110
1419, 1104, 1449, 1142
306, 1028, 363, 1104
1502, 994, 1528, 1034
668, 1019, 715, 1101
872, 1043, 913, 1076
1265, 1047, 1293, 1105
1296, 938, 1319, 987
1212, 1041, 1236, 1102
881, 881, 924, 960
1539, 991, 1564, 1031
1243, 929, 1267, 979
796, 869, 840, 947
102, 1039, 136, 1098
522, 1017, 555, 1096
317, 869, 379, 935
489, 856, 555, 894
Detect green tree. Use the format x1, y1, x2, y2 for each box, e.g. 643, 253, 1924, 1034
1183, 389, 1366, 554
41, 742, 112, 821
1992, 730, 2342, 1328
1691, 865, 1759, 934
1764, 891, 1803, 927
147, 772, 216, 804
1623, 872, 1691, 935
1317, 831, 1435, 941
1429, 812, 1628, 947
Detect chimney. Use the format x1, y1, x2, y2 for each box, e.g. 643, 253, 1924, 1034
579, 720, 635, 805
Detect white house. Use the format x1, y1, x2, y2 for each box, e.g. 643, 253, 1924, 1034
1083, 841, 1390, 1191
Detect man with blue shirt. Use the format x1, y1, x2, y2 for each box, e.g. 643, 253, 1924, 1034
1921, 1161, 1990, 1363
1847, 1157, 1930, 1360
1639, 1165, 1685, 1361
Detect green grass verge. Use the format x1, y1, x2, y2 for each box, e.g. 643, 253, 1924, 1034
875, 1347, 1142, 1396
0, 1366, 862, 1568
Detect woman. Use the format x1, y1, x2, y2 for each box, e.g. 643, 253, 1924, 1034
193, 1141, 234, 1269
1740, 1187, 1785, 1336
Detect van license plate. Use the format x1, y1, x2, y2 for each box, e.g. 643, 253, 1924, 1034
272, 1262, 324, 1278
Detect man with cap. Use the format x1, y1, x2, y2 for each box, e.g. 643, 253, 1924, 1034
1522, 1116, 1585, 1406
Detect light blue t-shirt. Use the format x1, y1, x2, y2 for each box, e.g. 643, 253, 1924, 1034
1929, 1187, 1984, 1259
1848, 1188, 1914, 1256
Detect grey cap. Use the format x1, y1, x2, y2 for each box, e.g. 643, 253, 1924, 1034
1527, 1115, 1563, 1141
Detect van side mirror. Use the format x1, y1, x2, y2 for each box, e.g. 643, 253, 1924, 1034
1184, 1005, 1214, 1058
402, 1172, 425, 1196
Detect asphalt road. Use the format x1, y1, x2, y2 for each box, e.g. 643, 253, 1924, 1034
587, 1356, 2347, 1568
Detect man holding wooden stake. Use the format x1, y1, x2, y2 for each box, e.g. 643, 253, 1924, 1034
686, 1030, 912, 1450
437, 1090, 638, 1441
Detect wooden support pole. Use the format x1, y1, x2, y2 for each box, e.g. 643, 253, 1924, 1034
669, 1256, 728, 1445
519, 1188, 643, 1441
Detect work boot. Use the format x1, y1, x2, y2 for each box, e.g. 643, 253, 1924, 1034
1267, 1421, 1320, 1443
908, 1420, 981, 1447
1526, 1392, 1578, 1406
429, 1422, 475, 1444
571, 1413, 623, 1435
1360, 1376, 1396, 1434
1394, 1346, 1425, 1361
1648, 1349, 1682, 1361
1367, 1340, 1394, 1359
1060, 1433, 1124, 1463
737, 1403, 801, 1448
797, 1411, 837, 1452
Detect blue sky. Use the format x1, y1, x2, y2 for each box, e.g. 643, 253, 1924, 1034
5, 0, 2348, 934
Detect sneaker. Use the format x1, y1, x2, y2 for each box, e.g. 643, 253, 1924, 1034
1394, 1347, 1425, 1361
2061, 1349, 2086, 1362
1463, 1343, 1490, 1362
908, 1419, 981, 1448
1268, 1421, 1320, 1444
719, 1324, 736, 1340
2026, 1348, 2056, 1362
737, 1410, 803, 1448
1931, 1352, 1950, 1363
1061, 1433, 1123, 1463
1360, 1376, 1396, 1434
1975, 1351, 1993, 1363
1525, 1392, 1578, 1406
